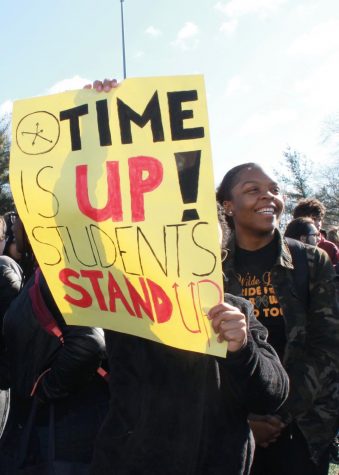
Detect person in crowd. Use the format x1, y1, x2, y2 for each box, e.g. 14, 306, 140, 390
320, 229, 327, 240
0, 216, 7, 255
293, 198, 339, 265
284, 217, 319, 246
0, 216, 109, 474
216, 163, 339, 475
2, 212, 21, 263
328, 227, 339, 281
328, 226, 339, 249
86, 79, 289, 475
0, 240, 23, 439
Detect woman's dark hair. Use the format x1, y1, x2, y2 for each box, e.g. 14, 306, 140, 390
216, 162, 261, 228
284, 217, 315, 240
216, 202, 230, 252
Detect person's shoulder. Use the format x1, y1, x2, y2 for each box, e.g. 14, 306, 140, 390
303, 243, 336, 284
304, 242, 332, 260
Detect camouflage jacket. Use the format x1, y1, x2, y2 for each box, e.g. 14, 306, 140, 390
222, 230, 339, 463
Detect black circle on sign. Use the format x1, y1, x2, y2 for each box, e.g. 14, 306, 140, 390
16, 111, 60, 155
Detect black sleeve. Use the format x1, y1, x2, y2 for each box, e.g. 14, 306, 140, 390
0, 349, 10, 390
218, 294, 289, 415
37, 277, 106, 401
0, 257, 22, 389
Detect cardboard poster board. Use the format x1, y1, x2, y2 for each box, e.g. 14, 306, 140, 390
10, 75, 225, 356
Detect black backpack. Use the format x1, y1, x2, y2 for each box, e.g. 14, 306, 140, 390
284, 237, 310, 310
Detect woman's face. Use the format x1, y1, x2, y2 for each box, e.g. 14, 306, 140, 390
223, 166, 284, 238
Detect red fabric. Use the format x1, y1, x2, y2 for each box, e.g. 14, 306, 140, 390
318, 237, 339, 265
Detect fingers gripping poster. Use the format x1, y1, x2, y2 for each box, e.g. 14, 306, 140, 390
10, 75, 226, 357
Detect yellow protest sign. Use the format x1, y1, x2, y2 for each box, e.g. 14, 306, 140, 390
10, 75, 225, 356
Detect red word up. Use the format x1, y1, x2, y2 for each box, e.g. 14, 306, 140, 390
76, 155, 163, 223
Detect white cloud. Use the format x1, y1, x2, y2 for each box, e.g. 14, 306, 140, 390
145, 26, 162, 37
0, 100, 13, 117
0, 77, 90, 118
224, 75, 250, 96
293, 2, 319, 18
239, 108, 298, 136
288, 20, 339, 57
172, 22, 199, 50
214, 0, 287, 19
293, 53, 339, 113
135, 51, 145, 59
46, 75, 91, 95
220, 19, 238, 34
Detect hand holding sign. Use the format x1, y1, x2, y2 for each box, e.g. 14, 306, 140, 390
208, 302, 247, 352
84, 78, 119, 92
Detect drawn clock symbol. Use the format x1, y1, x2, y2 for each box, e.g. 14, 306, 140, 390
16, 111, 60, 155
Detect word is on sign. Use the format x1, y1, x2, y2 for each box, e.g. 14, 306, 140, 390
10, 75, 224, 357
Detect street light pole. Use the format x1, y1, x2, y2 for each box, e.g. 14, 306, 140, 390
120, 0, 127, 79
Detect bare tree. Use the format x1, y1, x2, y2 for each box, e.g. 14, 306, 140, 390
316, 165, 339, 226
321, 113, 339, 156
275, 147, 314, 228
0, 116, 14, 214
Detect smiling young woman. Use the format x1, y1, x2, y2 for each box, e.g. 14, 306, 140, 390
217, 163, 284, 250
217, 163, 339, 475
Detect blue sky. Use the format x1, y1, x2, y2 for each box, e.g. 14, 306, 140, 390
1, 0, 339, 185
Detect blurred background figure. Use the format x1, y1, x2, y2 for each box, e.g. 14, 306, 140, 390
0, 217, 7, 255
328, 227, 339, 249
293, 198, 339, 265
2, 212, 21, 263
284, 217, 319, 246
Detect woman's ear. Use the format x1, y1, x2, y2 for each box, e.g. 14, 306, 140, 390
300, 235, 307, 243
223, 201, 233, 216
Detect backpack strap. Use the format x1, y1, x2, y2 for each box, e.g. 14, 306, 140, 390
29, 267, 109, 387
29, 267, 64, 343
284, 237, 310, 310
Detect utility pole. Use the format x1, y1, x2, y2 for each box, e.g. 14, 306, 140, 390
120, 0, 127, 79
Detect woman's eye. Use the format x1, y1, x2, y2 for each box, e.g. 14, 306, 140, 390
246, 187, 259, 193
271, 187, 280, 194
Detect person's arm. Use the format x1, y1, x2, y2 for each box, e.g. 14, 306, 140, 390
209, 295, 289, 415
37, 325, 106, 401
35, 279, 106, 402
0, 349, 11, 390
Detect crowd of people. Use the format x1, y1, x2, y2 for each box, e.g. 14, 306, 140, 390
0, 79, 338, 475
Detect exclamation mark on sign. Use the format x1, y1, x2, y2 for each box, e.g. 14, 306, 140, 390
174, 150, 201, 221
